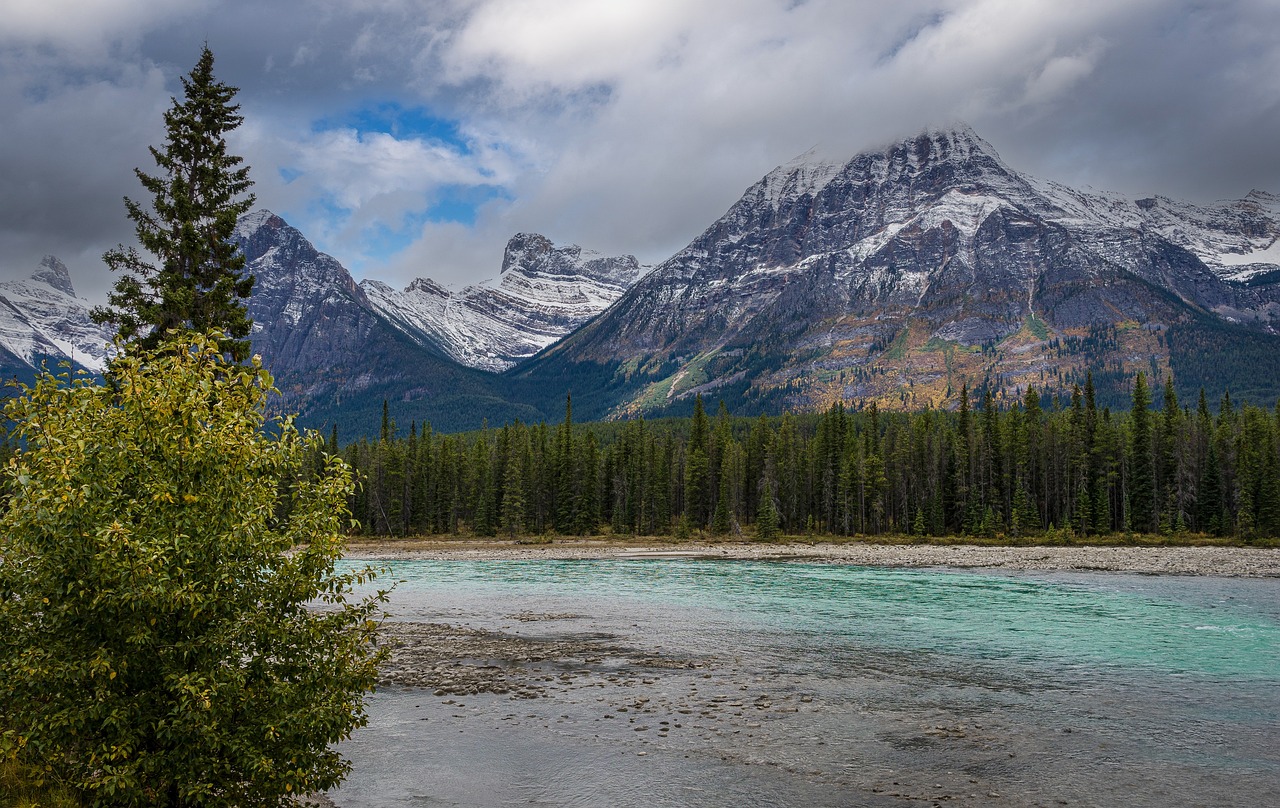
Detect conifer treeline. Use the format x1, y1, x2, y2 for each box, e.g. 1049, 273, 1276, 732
329, 373, 1280, 541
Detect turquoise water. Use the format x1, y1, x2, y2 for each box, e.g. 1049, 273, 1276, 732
360, 559, 1279, 679
334, 560, 1280, 807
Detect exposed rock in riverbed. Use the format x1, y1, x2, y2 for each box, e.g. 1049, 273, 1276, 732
376, 621, 704, 696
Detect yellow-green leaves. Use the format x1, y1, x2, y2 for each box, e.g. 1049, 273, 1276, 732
0, 330, 388, 807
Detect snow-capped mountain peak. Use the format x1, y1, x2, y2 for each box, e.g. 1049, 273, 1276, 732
0, 256, 113, 375
363, 233, 648, 371
524, 123, 1280, 417
30, 255, 77, 296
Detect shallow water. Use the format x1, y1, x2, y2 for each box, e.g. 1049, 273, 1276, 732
331, 560, 1280, 807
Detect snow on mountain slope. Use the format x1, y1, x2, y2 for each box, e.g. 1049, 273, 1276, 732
0, 256, 113, 374
363, 232, 646, 371
520, 123, 1280, 418
229, 210, 531, 434
1024, 178, 1280, 282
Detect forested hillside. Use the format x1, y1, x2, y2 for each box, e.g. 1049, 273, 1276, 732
332, 373, 1280, 541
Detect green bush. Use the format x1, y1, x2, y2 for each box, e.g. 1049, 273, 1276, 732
0, 333, 387, 807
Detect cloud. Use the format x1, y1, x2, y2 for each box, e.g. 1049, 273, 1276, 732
236, 105, 526, 275
2, 0, 1279, 301
2, 0, 205, 54
445, 0, 705, 90
291, 128, 504, 210
415, 0, 1160, 269
1020, 40, 1106, 106
0, 51, 170, 300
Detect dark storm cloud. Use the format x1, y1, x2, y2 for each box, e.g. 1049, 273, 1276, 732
0, 51, 169, 300
2, 0, 1278, 300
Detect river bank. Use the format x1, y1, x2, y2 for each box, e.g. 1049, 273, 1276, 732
326, 556, 1280, 807
343, 538, 1280, 577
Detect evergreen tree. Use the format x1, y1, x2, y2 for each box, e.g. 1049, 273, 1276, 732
952, 382, 972, 528
501, 427, 527, 537
471, 427, 495, 536
755, 479, 782, 541
684, 395, 712, 527
1256, 444, 1280, 538
1159, 376, 1183, 530
93, 46, 257, 360
1197, 400, 1224, 534
1128, 372, 1156, 533
575, 432, 601, 535
775, 413, 801, 530
321, 369, 1280, 543
555, 394, 577, 532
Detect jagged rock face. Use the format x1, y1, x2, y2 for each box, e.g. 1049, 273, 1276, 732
0, 256, 113, 377
231, 211, 540, 434
524, 125, 1280, 416
235, 210, 375, 379
362, 232, 645, 371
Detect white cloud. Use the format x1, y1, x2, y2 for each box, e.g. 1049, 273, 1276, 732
292, 128, 505, 210
234, 110, 528, 279
414, 0, 1161, 270
3, 0, 1279, 301
447, 0, 703, 88
1020, 39, 1106, 106
0, 52, 171, 301
2, 0, 208, 54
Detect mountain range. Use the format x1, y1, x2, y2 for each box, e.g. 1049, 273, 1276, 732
359, 231, 646, 371
520, 124, 1280, 418
7, 124, 1280, 434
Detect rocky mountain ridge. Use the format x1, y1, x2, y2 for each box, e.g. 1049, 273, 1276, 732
519, 124, 1280, 417
361, 232, 646, 371
0, 256, 113, 379
229, 210, 540, 434
9, 124, 1280, 432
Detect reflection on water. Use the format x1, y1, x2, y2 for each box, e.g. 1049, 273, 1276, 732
332, 561, 1280, 807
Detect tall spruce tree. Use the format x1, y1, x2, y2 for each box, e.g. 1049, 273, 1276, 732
93, 46, 256, 360
1128, 372, 1156, 532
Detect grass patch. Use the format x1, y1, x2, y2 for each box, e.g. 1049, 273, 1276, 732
670, 351, 718, 395
1026, 311, 1050, 340
922, 337, 953, 353
0, 759, 81, 808
631, 373, 677, 412
881, 324, 911, 362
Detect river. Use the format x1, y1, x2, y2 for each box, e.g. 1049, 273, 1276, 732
329, 560, 1279, 807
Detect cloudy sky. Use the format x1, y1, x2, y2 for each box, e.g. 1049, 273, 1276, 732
3, 0, 1278, 302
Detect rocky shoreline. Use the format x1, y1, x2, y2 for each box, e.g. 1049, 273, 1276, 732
344, 539, 1280, 577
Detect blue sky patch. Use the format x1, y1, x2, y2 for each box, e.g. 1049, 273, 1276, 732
288, 183, 512, 273
359, 212, 431, 265
313, 102, 472, 154
428, 184, 509, 226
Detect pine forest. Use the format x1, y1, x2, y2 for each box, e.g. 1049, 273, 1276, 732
327, 371, 1280, 543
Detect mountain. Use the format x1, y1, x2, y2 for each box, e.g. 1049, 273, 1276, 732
232, 211, 545, 435
10, 126, 1280, 431
517, 124, 1280, 417
361, 233, 646, 371
0, 256, 113, 381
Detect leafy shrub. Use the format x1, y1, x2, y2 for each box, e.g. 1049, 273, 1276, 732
0, 333, 387, 807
